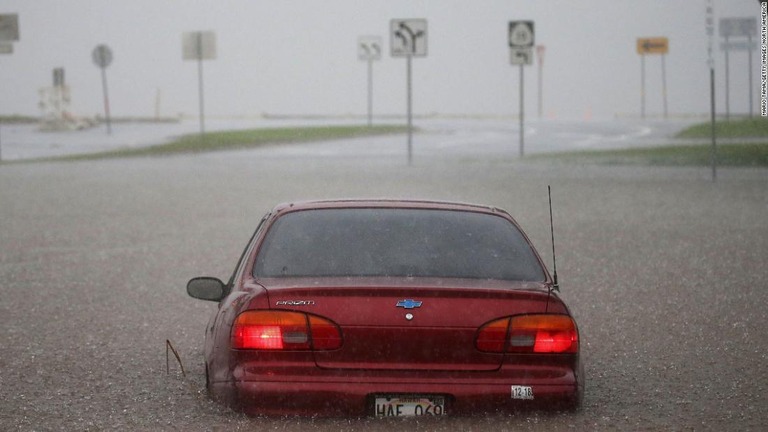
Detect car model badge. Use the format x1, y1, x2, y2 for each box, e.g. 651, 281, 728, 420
275, 300, 315, 306
396, 299, 422, 309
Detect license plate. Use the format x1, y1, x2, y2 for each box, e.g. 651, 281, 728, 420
374, 395, 446, 417
511, 385, 534, 400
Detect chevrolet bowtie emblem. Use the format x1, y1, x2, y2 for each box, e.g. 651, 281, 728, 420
396, 299, 423, 309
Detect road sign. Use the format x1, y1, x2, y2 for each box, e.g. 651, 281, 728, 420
92, 45, 114, 134
0, 43, 12, 54
0, 14, 19, 41
182, 31, 216, 60
53, 68, 65, 87
510, 47, 533, 65
719, 17, 757, 37
508, 21, 534, 48
390, 19, 427, 57
358, 36, 382, 61
636, 37, 669, 55
508, 21, 535, 158
92, 44, 113, 68
359, 35, 381, 127
720, 41, 757, 51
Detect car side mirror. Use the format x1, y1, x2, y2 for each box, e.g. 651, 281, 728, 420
187, 277, 226, 302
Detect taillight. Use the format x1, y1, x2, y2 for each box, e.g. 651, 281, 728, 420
476, 314, 578, 354
476, 317, 510, 352
232, 311, 342, 350
307, 315, 343, 350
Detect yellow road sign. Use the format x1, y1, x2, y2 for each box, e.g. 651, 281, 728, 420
636, 37, 668, 55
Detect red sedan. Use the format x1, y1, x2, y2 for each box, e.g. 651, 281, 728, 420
187, 199, 583, 417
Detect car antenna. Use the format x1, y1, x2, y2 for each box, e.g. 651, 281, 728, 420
548, 185, 560, 293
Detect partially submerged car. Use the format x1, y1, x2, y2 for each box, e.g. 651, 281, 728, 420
187, 199, 583, 417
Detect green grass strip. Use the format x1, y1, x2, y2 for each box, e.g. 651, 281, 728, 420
530, 142, 768, 167
676, 118, 768, 139
10, 124, 410, 163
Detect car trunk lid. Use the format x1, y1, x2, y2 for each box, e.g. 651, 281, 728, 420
260, 277, 551, 372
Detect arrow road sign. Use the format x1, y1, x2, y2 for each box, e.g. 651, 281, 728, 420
510, 47, 533, 65
636, 37, 669, 55
358, 36, 382, 61
509, 21, 534, 48
390, 19, 427, 57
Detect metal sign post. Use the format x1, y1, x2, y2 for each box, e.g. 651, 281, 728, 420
641, 53, 646, 119
519, 64, 524, 156
536, 45, 545, 119
358, 36, 382, 127
182, 31, 216, 139
725, 35, 731, 120
749, 33, 754, 117
706, 0, 717, 182
509, 21, 534, 158
407, 54, 413, 163
390, 19, 427, 165
197, 33, 205, 136
761, 1, 767, 117
92, 44, 113, 134
636, 37, 669, 119
662, 53, 668, 119
0, 13, 20, 163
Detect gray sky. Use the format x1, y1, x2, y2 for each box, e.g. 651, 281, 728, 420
0, 0, 761, 120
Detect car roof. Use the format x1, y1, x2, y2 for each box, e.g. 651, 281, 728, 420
271, 199, 509, 215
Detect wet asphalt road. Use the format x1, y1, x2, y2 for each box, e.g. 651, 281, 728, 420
1, 143, 767, 431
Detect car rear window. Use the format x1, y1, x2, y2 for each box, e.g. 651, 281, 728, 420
253, 208, 546, 281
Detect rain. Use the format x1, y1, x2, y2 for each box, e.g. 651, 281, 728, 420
1, 1, 767, 430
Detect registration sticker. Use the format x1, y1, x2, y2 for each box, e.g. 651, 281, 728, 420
511, 385, 534, 400
374, 395, 446, 417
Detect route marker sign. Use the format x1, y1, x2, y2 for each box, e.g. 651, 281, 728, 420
509, 21, 534, 66
636, 37, 669, 55
508, 21, 535, 157
390, 19, 427, 57
508, 21, 534, 48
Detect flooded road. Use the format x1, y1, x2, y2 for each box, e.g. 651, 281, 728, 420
1, 133, 766, 430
